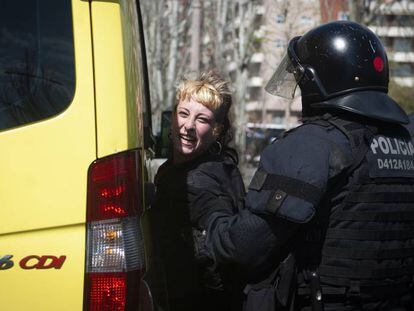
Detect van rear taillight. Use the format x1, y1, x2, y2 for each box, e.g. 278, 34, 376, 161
84, 150, 145, 311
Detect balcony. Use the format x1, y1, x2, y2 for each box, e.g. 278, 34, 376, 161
388, 51, 414, 63
248, 76, 264, 87
246, 101, 261, 111
251, 52, 264, 63
370, 26, 414, 37
227, 61, 237, 72
378, 0, 414, 14
253, 25, 266, 39
256, 5, 265, 16
392, 77, 414, 87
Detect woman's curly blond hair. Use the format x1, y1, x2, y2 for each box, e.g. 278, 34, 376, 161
175, 70, 233, 146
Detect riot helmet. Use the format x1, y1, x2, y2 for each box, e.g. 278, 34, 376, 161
265, 21, 408, 124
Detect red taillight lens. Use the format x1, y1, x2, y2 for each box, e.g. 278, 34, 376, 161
84, 271, 143, 311
87, 151, 142, 221
88, 273, 126, 311
84, 150, 146, 311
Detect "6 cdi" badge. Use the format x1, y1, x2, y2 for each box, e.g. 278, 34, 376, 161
0, 255, 66, 270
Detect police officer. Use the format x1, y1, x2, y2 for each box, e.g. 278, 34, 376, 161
190, 21, 414, 310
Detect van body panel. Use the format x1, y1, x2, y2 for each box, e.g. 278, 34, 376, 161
0, 0, 93, 309
0, 0, 153, 309
91, 1, 135, 157
118, 0, 146, 151
0, 1, 94, 233
1, 225, 85, 311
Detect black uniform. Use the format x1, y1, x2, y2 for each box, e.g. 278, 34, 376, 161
192, 21, 414, 311
148, 150, 245, 311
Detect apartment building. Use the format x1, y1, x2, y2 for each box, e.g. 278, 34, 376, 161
245, 0, 414, 133
370, 0, 414, 87
245, 0, 321, 130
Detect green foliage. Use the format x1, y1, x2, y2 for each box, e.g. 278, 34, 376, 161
388, 80, 414, 114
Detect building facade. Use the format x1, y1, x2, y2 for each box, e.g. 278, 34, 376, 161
370, 0, 414, 87
245, 0, 321, 131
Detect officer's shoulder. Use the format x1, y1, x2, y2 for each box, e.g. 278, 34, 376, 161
261, 121, 352, 170
276, 121, 349, 147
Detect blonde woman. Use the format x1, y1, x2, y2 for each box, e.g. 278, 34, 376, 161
150, 71, 245, 311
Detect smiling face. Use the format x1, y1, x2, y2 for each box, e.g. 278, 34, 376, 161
171, 98, 217, 164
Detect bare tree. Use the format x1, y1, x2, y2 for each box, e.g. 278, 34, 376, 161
201, 0, 261, 166
141, 0, 266, 173
141, 0, 192, 131
260, 0, 320, 129
190, 0, 201, 72
227, 1, 259, 156
142, 0, 261, 164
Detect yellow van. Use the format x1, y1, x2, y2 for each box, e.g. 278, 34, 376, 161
0, 0, 155, 310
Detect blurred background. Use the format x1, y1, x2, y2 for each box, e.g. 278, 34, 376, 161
140, 0, 414, 183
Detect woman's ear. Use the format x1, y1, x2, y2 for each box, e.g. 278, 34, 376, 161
213, 123, 223, 139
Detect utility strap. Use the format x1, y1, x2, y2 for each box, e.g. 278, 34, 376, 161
261, 174, 324, 206
319, 264, 414, 279
326, 228, 414, 240
345, 192, 414, 203
332, 210, 414, 221
322, 245, 414, 259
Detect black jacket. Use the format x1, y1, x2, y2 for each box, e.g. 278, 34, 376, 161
148, 150, 245, 311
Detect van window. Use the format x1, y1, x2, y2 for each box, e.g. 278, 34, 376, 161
0, 0, 75, 131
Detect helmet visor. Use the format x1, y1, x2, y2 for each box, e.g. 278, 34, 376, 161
265, 37, 304, 99
264, 52, 299, 99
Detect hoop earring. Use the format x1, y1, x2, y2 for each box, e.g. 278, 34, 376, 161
209, 140, 222, 155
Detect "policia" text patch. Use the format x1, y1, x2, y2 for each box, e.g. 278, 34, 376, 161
366, 135, 414, 178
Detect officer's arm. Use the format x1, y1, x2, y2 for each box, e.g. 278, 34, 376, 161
188, 181, 298, 276
203, 206, 298, 276
193, 126, 352, 273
